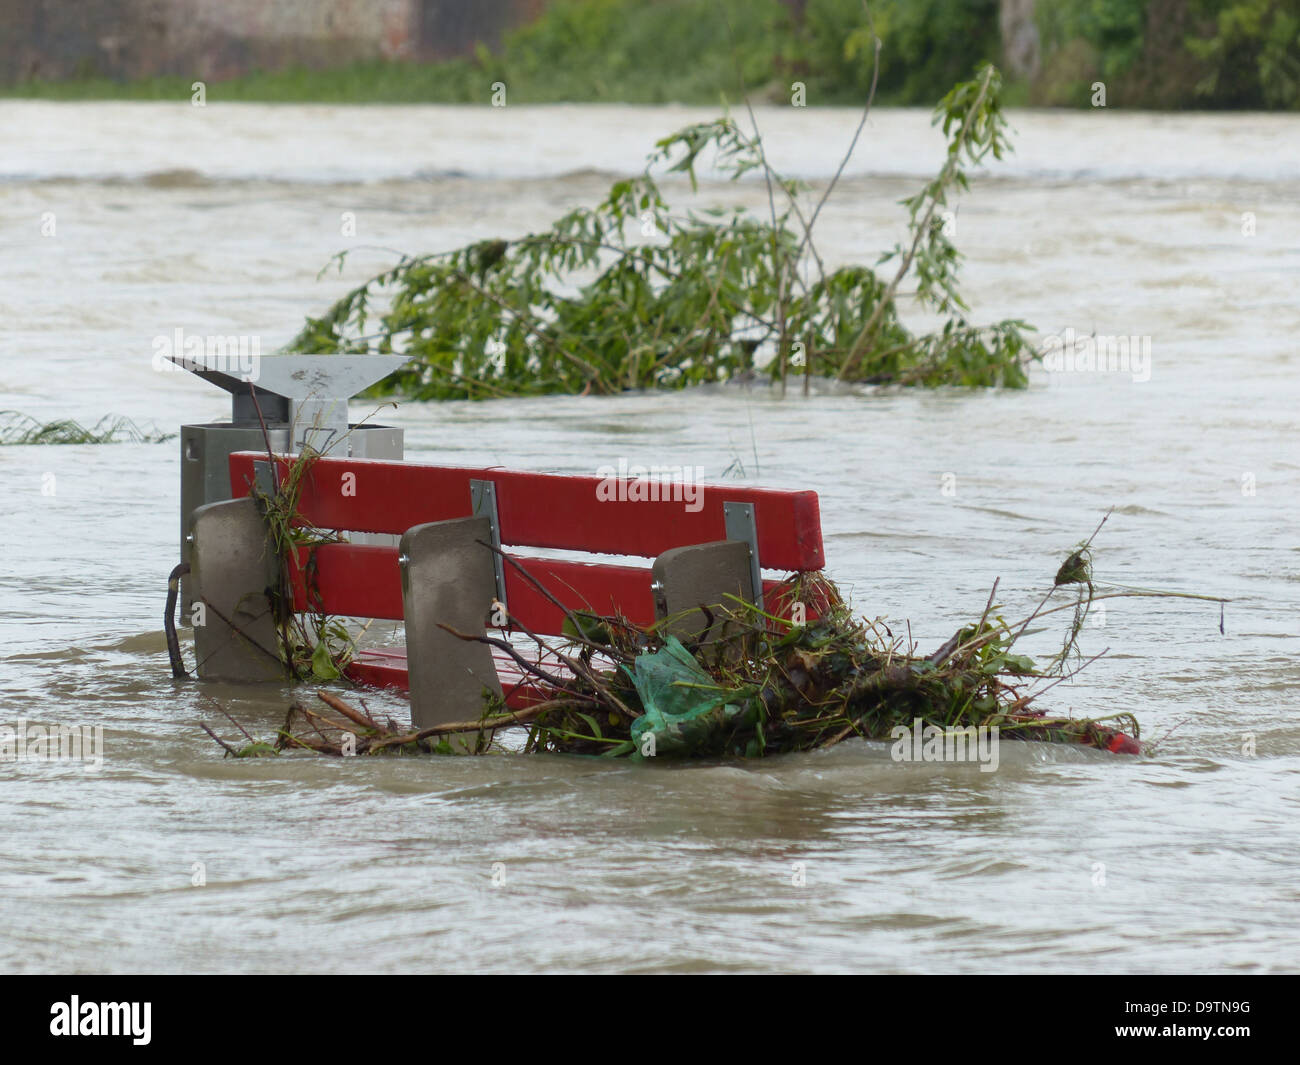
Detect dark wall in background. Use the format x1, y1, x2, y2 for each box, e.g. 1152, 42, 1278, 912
0, 0, 552, 84
417, 0, 550, 61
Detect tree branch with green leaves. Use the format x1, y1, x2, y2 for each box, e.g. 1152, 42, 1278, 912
288, 63, 1036, 398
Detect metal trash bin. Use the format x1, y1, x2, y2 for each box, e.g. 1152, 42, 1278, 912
173, 353, 411, 620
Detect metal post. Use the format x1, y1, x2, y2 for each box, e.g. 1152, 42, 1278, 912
723, 501, 764, 611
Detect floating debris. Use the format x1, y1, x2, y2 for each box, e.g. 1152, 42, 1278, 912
0, 410, 173, 445
201, 513, 1232, 763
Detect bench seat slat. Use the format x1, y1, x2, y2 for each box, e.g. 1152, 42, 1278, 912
347, 648, 558, 710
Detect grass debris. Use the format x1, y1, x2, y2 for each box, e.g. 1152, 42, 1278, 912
0, 411, 173, 445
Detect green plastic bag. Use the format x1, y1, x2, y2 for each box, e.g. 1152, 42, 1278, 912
626, 637, 746, 756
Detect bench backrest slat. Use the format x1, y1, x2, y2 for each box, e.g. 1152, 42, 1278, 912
229, 452, 825, 571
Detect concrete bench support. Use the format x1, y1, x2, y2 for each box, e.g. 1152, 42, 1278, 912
651, 540, 755, 643
400, 516, 503, 745
189, 497, 285, 682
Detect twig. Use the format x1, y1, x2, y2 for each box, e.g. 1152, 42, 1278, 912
817, 720, 860, 749
361, 701, 569, 751
800, 1, 881, 258
838, 64, 995, 379
1009, 508, 1112, 647
202, 695, 258, 744
436, 622, 594, 700
476, 540, 634, 663
315, 689, 382, 731
200, 723, 239, 757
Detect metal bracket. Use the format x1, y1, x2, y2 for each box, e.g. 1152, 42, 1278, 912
650, 577, 667, 619
723, 501, 763, 611
470, 479, 508, 610
252, 459, 279, 500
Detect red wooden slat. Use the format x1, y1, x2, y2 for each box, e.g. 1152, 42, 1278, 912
286, 543, 402, 619
229, 452, 824, 571
345, 654, 409, 692
287, 542, 811, 634
285, 544, 656, 634
503, 556, 656, 632
347, 650, 556, 709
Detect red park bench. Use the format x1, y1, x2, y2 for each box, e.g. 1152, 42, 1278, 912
186, 451, 826, 734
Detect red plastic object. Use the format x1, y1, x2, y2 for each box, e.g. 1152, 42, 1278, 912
1107, 732, 1143, 755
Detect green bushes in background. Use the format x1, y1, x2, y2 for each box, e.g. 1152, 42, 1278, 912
1185, 0, 1300, 107
1, 0, 995, 107
4, 0, 1300, 111
1036, 0, 1300, 108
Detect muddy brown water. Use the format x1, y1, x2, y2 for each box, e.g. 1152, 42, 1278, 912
0, 103, 1297, 972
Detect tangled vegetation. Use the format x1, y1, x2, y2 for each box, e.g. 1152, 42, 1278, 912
290, 64, 1035, 397
457, 567, 1148, 761
209, 564, 1146, 762
203, 512, 1227, 762
246, 445, 361, 683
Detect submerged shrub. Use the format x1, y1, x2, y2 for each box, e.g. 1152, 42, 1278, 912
289, 65, 1036, 398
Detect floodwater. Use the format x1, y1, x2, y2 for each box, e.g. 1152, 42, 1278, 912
0, 102, 1297, 973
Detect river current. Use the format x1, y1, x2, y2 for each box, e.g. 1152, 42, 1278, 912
0, 101, 1296, 972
